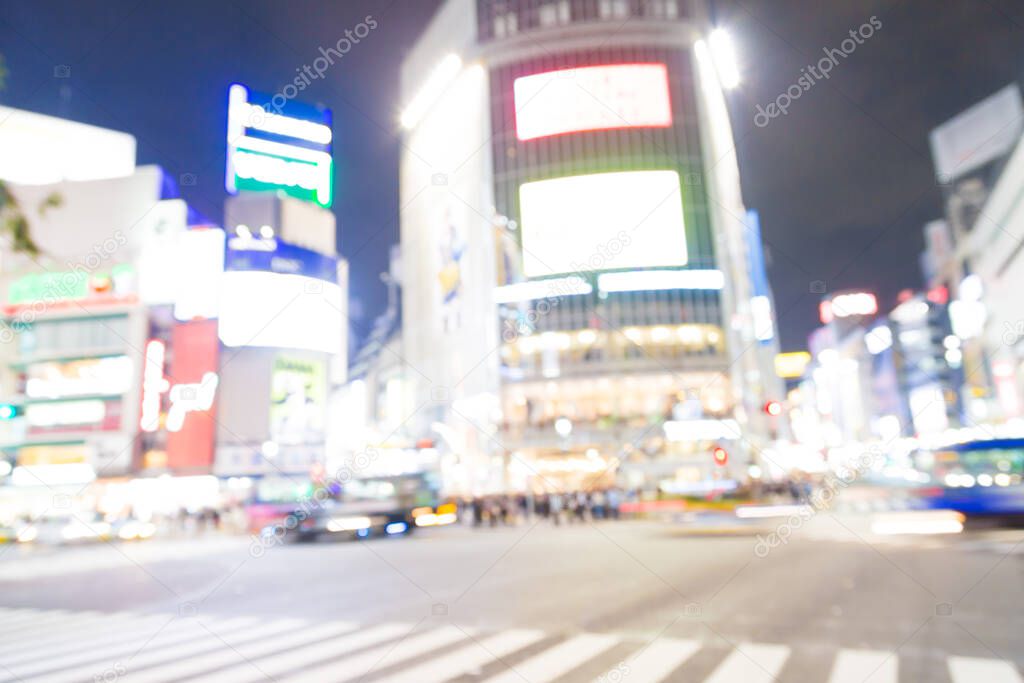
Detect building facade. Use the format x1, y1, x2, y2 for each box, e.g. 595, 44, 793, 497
398, 0, 782, 495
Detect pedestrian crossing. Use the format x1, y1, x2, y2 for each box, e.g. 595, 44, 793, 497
0, 606, 1020, 682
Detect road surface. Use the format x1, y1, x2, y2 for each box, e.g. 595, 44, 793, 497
0, 512, 1022, 682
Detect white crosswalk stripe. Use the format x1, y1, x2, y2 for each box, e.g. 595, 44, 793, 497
482, 633, 620, 683
604, 637, 701, 682
1, 612, 173, 668
0, 608, 74, 636
0, 607, 1021, 683
703, 642, 790, 683
384, 628, 546, 683
949, 655, 1024, 682
107, 618, 304, 682
828, 648, 897, 683
11, 616, 258, 682
182, 622, 412, 683
0, 608, 55, 630
124, 617, 336, 683
274, 623, 473, 682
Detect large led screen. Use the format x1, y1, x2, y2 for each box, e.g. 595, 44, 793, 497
514, 64, 672, 141
518, 170, 687, 277
217, 271, 343, 354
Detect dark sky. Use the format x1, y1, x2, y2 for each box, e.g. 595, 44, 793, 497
0, 1, 1021, 352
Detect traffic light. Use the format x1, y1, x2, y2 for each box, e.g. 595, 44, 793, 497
713, 446, 728, 466
0, 404, 20, 420
764, 400, 782, 417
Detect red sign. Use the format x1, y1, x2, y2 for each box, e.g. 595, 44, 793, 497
165, 319, 219, 472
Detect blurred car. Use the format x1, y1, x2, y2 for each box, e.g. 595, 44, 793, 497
266, 474, 456, 542
111, 518, 158, 541
0, 521, 38, 544
22, 514, 114, 545
285, 499, 414, 542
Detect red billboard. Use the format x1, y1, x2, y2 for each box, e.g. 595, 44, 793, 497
165, 319, 220, 471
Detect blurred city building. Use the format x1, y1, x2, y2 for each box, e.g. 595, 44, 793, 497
926, 83, 1024, 425
0, 87, 348, 519
395, 0, 783, 495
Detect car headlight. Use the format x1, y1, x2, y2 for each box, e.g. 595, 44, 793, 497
326, 516, 372, 532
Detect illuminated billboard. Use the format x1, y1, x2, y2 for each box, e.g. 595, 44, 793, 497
26, 357, 134, 400
218, 235, 341, 354
819, 292, 878, 323
270, 355, 325, 445
218, 272, 343, 353
7, 265, 135, 308
514, 64, 672, 141
225, 84, 333, 208
518, 170, 687, 278
774, 352, 812, 379
166, 320, 220, 470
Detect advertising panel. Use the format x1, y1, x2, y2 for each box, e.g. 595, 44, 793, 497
26, 356, 134, 399
225, 236, 337, 282
518, 170, 687, 277
166, 320, 220, 471
7, 265, 135, 308
225, 84, 334, 208
514, 64, 673, 141
217, 272, 343, 353
173, 228, 226, 321
218, 235, 342, 353
270, 355, 325, 445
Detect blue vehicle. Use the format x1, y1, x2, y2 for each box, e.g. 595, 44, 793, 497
911, 438, 1024, 516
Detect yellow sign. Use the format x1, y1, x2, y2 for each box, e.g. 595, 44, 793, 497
19, 444, 89, 466
774, 352, 812, 379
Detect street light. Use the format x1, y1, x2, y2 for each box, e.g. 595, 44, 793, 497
708, 28, 740, 89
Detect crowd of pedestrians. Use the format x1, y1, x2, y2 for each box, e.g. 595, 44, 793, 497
464, 488, 626, 527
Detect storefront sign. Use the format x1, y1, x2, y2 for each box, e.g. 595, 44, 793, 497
225, 83, 333, 208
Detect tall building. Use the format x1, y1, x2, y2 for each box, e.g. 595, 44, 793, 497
928, 84, 1024, 422
397, 0, 782, 495
960, 126, 1024, 423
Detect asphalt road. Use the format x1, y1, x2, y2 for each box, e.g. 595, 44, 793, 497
1, 513, 1023, 682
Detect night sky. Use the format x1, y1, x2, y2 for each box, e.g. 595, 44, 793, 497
0, 1, 1021, 352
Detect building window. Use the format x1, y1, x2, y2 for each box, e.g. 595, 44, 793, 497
538, 1, 571, 28
644, 0, 678, 18
494, 10, 519, 37
598, 0, 630, 19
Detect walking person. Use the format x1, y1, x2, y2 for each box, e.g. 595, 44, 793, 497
549, 492, 563, 525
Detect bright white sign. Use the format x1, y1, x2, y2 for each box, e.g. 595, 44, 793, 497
173, 228, 226, 321
0, 106, 135, 185
518, 170, 687, 277
514, 64, 672, 141
167, 372, 219, 432
218, 271, 343, 354
597, 269, 723, 292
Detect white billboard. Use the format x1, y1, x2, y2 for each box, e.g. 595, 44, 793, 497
218, 271, 343, 354
518, 170, 687, 278
514, 64, 672, 141
0, 106, 135, 185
